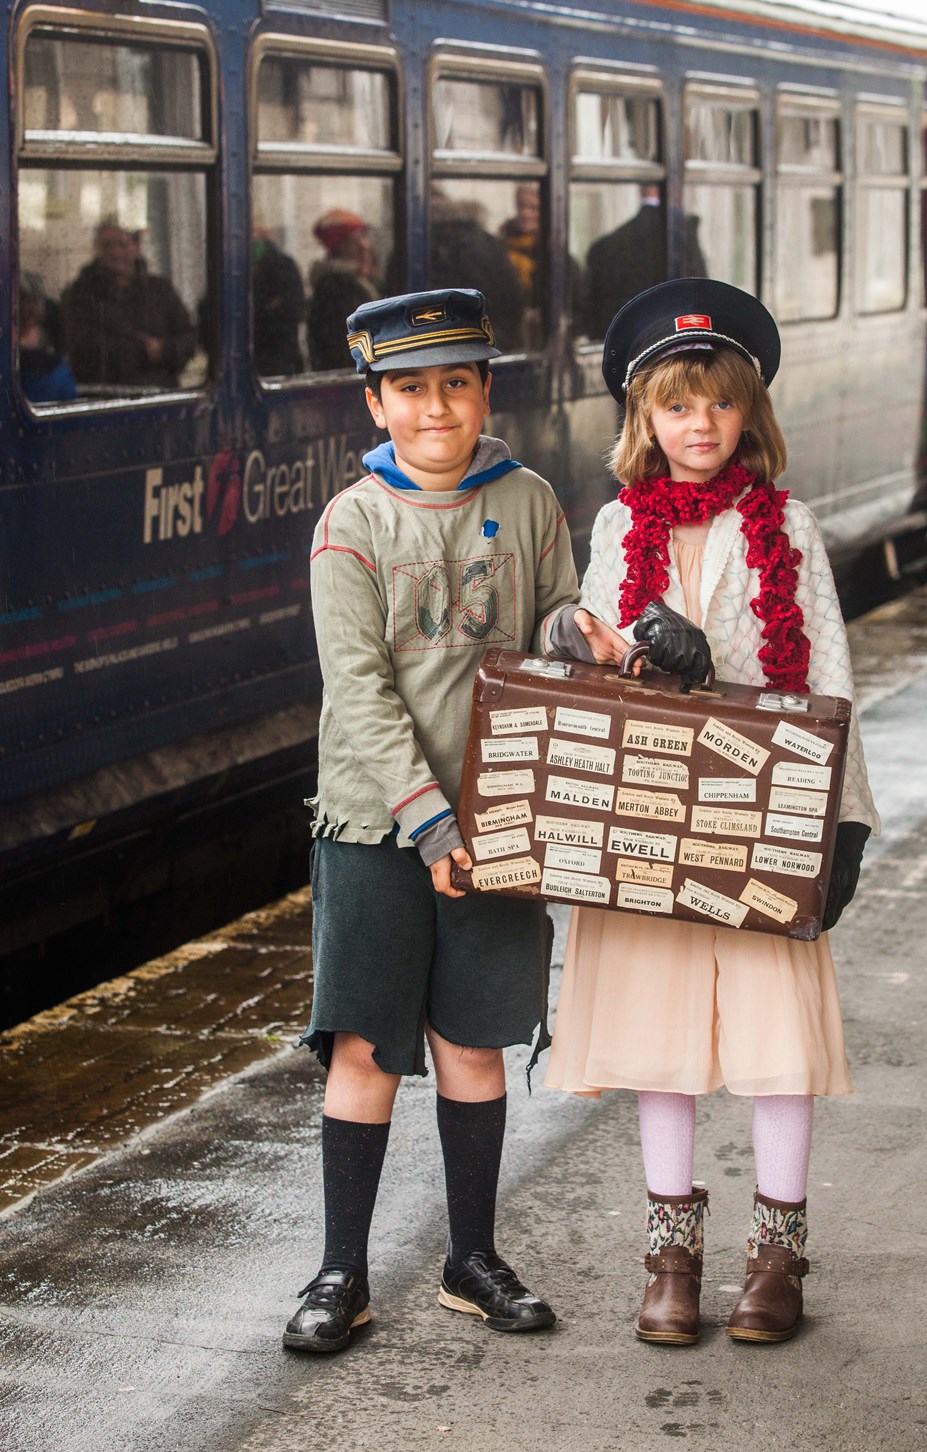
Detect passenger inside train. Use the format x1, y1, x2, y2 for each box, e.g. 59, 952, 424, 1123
60, 220, 197, 391
306, 208, 380, 372
252, 230, 306, 378
17, 280, 77, 405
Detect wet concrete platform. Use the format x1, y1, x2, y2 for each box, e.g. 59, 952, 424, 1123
0, 894, 313, 1216
1, 587, 926, 1451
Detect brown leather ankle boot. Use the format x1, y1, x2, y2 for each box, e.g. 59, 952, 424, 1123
635, 1187, 708, 1346
726, 1190, 809, 1343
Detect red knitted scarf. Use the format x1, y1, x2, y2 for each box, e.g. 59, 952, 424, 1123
617, 460, 811, 692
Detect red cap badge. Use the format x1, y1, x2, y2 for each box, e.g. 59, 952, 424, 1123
675, 313, 712, 331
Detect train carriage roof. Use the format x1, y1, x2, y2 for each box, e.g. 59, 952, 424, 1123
678, 0, 927, 50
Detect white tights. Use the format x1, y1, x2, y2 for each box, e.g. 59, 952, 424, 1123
638, 1090, 814, 1203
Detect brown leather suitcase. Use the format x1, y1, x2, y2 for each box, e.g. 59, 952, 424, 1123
452, 647, 850, 940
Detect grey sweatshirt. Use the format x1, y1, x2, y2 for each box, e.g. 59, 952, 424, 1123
309, 436, 580, 862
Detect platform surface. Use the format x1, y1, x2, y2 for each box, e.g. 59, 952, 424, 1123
1, 589, 926, 1452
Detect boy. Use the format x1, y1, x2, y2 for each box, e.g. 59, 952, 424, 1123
284, 288, 621, 1353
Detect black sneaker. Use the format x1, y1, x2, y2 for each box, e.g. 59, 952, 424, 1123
282, 1268, 371, 1353
438, 1250, 556, 1332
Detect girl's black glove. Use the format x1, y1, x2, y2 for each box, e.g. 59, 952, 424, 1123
633, 601, 713, 693
822, 821, 871, 930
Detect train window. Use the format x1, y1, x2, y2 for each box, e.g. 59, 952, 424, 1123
432, 76, 539, 158
16, 16, 215, 407
569, 77, 668, 341
429, 60, 546, 354
257, 55, 392, 152
23, 35, 205, 142
252, 42, 400, 378
775, 101, 842, 322
855, 108, 908, 315
684, 87, 761, 294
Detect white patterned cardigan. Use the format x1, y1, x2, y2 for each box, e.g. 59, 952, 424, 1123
579, 495, 880, 833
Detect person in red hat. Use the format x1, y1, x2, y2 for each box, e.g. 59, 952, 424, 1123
307, 209, 379, 371
546, 277, 879, 1349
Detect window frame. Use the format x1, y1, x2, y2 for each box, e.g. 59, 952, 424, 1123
249, 33, 402, 176
16, 7, 217, 167
569, 68, 665, 186
774, 91, 843, 324
683, 82, 762, 185
682, 78, 761, 297
683, 81, 762, 295
427, 52, 547, 183
853, 99, 910, 317
567, 68, 665, 349
14, 4, 218, 414
249, 33, 402, 385
425, 52, 547, 357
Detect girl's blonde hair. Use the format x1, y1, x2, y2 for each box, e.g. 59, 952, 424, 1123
610, 347, 787, 485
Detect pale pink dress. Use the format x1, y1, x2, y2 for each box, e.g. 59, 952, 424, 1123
545, 523, 852, 1099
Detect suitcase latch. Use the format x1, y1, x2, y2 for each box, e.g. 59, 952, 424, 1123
518, 658, 574, 678
757, 692, 810, 713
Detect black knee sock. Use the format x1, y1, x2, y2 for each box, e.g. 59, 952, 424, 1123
436, 1092, 507, 1266
320, 1114, 391, 1276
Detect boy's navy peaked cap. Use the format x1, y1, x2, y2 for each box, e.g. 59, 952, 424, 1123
346, 288, 500, 373
602, 278, 781, 399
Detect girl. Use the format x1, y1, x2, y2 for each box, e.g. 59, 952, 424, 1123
546, 279, 879, 1345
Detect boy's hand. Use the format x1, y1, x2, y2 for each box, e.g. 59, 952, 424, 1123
431, 845, 473, 898
574, 609, 640, 671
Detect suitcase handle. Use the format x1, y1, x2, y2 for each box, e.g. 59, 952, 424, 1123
618, 642, 716, 692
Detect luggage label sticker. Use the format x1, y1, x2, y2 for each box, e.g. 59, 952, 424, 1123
481, 736, 539, 763
541, 867, 611, 904
697, 718, 770, 776
617, 883, 675, 914
771, 719, 834, 764
535, 815, 604, 848
614, 858, 675, 888
677, 878, 749, 928
771, 761, 832, 791
614, 786, 685, 823
472, 856, 542, 890
622, 720, 694, 756
698, 776, 756, 803
679, 838, 748, 873
544, 843, 603, 875
489, 705, 548, 736
546, 737, 617, 776
546, 775, 615, 812
473, 799, 533, 834
690, 805, 762, 838
739, 877, 798, 924
607, 826, 677, 862
477, 769, 536, 797
471, 826, 532, 862
623, 754, 690, 790
764, 812, 824, 843
768, 786, 828, 818
751, 842, 822, 877
553, 705, 611, 740
616, 853, 674, 888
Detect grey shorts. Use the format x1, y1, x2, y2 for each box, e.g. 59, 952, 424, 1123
302, 835, 553, 1077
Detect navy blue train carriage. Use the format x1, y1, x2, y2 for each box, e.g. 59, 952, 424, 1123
1, 0, 926, 997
